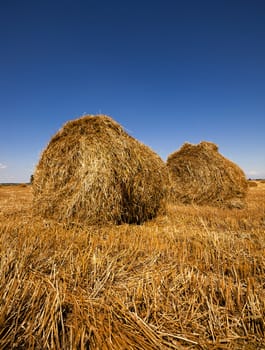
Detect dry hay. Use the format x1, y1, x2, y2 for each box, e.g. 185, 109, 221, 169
33, 115, 168, 225
167, 141, 248, 208
248, 180, 258, 187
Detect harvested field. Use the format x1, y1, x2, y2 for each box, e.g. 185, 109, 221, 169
0, 182, 265, 349
248, 180, 258, 187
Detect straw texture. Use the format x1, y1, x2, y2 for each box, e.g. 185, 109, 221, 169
33, 115, 168, 225
167, 141, 248, 208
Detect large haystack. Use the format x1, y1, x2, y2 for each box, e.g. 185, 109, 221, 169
167, 141, 248, 208
33, 115, 168, 225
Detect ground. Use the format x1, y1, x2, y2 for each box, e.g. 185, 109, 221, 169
0, 181, 264, 349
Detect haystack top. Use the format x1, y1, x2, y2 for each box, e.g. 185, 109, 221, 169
51, 114, 126, 143
168, 141, 219, 158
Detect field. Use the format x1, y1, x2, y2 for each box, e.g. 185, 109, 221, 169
0, 182, 264, 349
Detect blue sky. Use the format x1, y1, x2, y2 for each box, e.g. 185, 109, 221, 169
0, 0, 264, 182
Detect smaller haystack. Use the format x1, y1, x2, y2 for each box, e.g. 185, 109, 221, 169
33, 115, 168, 225
167, 141, 248, 208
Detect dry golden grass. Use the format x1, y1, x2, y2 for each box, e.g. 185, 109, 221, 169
248, 180, 258, 187
0, 182, 265, 349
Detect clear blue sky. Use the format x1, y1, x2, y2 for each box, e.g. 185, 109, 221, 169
0, 0, 264, 182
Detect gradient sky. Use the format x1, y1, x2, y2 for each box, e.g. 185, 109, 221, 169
0, 0, 264, 182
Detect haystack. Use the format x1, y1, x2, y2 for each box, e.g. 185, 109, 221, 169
33, 115, 168, 225
166, 141, 248, 208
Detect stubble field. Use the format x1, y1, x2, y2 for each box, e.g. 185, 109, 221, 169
0, 182, 264, 349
